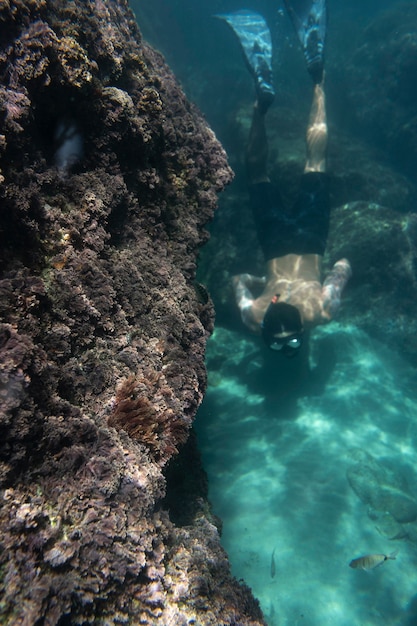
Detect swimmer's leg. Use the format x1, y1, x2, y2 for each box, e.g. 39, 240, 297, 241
246, 103, 270, 184
304, 81, 327, 173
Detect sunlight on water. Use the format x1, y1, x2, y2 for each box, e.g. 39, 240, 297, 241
196, 324, 417, 625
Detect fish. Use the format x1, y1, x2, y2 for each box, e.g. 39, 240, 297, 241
270, 547, 276, 578
194, 282, 209, 305
349, 550, 398, 571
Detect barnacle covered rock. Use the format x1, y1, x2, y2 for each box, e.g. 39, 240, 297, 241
0, 0, 265, 624
55, 35, 94, 88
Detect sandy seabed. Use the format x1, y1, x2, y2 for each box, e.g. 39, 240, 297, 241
196, 323, 417, 626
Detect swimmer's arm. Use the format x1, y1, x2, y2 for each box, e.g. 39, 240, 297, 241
322, 258, 352, 318
232, 274, 265, 330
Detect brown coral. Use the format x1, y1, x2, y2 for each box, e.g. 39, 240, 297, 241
108, 374, 190, 465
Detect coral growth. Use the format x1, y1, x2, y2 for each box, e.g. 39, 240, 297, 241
109, 374, 190, 465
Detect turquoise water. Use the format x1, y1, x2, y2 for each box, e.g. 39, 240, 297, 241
130, 1, 417, 622
196, 324, 417, 625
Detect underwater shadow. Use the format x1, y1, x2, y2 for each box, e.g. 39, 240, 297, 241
243, 329, 338, 418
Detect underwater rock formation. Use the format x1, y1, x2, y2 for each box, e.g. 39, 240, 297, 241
0, 0, 265, 623
346, 2, 417, 177
347, 449, 417, 539
326, 201, 417, 364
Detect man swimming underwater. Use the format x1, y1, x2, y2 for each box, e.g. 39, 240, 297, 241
217, 0, 351, 358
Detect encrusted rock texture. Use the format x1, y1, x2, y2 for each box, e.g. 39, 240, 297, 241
0, 0, 265, 624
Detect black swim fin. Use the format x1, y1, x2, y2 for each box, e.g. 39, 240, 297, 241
283, 0, 327, 83
215, 10, 275, 111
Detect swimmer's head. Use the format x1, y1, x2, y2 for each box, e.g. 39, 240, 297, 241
261, 295, 304, 357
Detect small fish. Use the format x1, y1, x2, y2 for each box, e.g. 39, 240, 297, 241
349, 550, 398, 571
270, 547, 276, 578
194, 282, 209, 305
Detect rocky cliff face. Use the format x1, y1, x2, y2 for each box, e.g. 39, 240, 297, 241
0, 1, 265, 623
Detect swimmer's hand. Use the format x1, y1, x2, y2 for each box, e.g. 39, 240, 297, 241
232, 274, 266, 310
322, 259, 352, 318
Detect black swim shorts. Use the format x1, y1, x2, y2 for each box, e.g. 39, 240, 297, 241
248, 172, 330, 261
